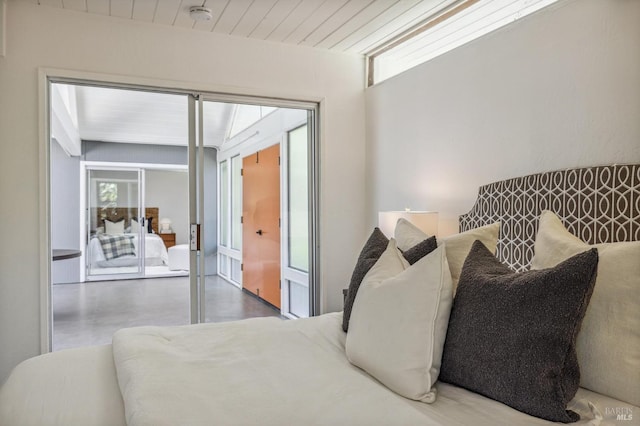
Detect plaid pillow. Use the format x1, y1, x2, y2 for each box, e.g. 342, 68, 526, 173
97, 234, 136, 260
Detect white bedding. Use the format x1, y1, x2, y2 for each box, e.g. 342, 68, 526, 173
0, 345, 125, 426
88, 233, 169, 268
1, 312, 637, 426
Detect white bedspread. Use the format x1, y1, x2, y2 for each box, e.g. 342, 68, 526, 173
112, 313, 635, 426
0, 345, 125, 426
113, 314, 433, 426
88, 233, 169, 268
2, 313, 638, 426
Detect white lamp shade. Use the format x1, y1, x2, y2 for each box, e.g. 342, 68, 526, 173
159, 218, 172, 233
378, 211, 439, 238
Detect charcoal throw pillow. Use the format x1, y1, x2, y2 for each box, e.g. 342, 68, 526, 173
401, 235, 437, 265
439, 240, 598, 423
342, 229, 438, 332
342, 228, 389, 332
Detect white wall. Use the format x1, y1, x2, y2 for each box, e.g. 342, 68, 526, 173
366, 0, 640, 237
0, 2, 365, 382
145, 169, 189, 245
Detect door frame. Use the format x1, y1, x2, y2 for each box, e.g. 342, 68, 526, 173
39, 68, 322, 354
82, 165, 145, 282
216, 110, 313, 319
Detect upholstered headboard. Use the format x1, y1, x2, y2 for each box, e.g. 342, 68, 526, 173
459, 164, 640, 271
93, 207, 159, 234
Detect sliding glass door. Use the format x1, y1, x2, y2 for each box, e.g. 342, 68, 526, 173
187, 95, 219, 324
47, 77, 319, 352
49, 81, 191, 351
85, 167, 145, 279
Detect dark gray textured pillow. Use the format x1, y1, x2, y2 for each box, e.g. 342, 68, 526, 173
342, 229, 437, 332
342, 228, 389, 332
401, 236, 437, 265
439, 240, 598, 423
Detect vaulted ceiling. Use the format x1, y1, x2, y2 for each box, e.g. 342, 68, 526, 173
31, 0, 458, 55
52, 83, 293, 149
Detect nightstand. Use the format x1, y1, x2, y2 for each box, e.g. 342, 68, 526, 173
159, 233, 176, 249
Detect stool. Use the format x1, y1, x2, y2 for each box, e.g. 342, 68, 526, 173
168, 244, 190, 271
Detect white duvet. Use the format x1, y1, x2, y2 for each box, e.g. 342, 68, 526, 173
111, 313, 628, 426
1, 313, 638, 426
113, 314, 431, 426
88, 233, 169, 268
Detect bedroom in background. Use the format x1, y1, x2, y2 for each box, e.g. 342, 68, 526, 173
49, 83, 193, 350
47, 79, 319, 351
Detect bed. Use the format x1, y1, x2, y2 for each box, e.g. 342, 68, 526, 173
87, 207, 169, 271
1, 164, 638, 426
88, 233, 169, 268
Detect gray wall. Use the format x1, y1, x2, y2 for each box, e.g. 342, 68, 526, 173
365, 0, 640, 237
83, 141, 188, 165
145, 169, 189, 245
50, 139, 81, 284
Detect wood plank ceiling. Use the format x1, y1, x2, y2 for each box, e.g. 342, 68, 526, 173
32, 0, 459, 55
41, 1, 463, 148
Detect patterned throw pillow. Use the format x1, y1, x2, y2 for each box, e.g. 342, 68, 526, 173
97, 234, 136, 260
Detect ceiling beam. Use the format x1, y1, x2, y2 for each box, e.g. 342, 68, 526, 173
51, 85, 82, 156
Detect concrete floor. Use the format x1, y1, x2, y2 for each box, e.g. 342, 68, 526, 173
52, 275, 281, 351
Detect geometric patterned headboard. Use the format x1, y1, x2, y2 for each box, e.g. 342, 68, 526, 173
459, 164, 640, 271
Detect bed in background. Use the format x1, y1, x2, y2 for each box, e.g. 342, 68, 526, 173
1, 164, 638, 425
87, 207, 169, 272
87, 233, 168, 268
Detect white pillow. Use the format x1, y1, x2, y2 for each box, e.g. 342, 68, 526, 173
395, 218, 500, 291
130, 219, 146, 234
346, 239, 453, 403
531, 210, 640, 406
104, 219, 125, 235
394, 218, 428, 252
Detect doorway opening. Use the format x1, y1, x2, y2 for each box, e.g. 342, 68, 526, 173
47, 79, 319, 351
213, 104, 313, 319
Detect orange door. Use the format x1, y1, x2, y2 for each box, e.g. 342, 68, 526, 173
242, 144, 281, 309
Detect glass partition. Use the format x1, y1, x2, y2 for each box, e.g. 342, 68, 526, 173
287, 125, 309, 272
231, 155, 242, 251
86, 168, 143, 278
220, 160, 229, 247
